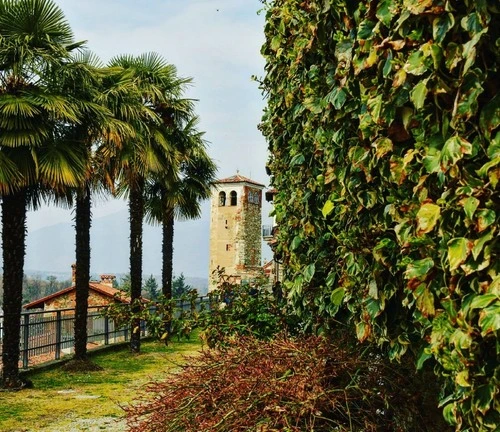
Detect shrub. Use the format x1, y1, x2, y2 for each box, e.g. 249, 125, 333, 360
125, 334, 449, 432
260, 1, 499, 429
197, 268, 300, 348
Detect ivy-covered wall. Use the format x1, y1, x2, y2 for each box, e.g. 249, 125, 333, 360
260, 0, 499, 430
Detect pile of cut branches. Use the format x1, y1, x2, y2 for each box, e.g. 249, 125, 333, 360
125, 335, 448, 431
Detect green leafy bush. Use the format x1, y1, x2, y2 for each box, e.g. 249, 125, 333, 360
260, 0, 499, 430
125, 334, 448, 432
198, 268, 299, 347
104, 290, 200, 342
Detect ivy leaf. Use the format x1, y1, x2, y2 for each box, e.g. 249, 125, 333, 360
357, 20, 376, 39
460, 196, 480, 220
456, 370, 471, 387
330, 287, 345, 306
443, 403, 457, 426
479, 93, 500, 137
290, 153, 305, 166
356, 321, 371, 342
441, 136, 472, 170
417, 203, 441, 234
470, 294, 497, 310
447, 238, 471, 270
405, 51, 428, 76
473, 384, 495, 416
472, 230, 493, 260
478, 303, 500, 336
303, 263, 316, 283
450, 329, 472, 350
290, 235, 302, 251
416, 287, 435, 317
357, 190, 377, 209
405, 257, 434, 279
476, 209, 496, 232
410, 79, 428, 110
325, 87, 347, 110
433, 13, 455, 44
404, 0, 433, 14
416, 347, 432, 370
322, 200, 334, 218
372, 137, 393, 159
376, 0, 395, 27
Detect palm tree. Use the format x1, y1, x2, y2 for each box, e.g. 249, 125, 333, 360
107, 53, 192, 353
56, 52, 133, 364
145, 117, 216, 302
0, 0, 85, 388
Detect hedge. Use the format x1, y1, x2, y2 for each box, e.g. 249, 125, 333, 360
259, 1, 499, 430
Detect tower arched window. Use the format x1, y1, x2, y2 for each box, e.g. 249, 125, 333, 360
230, 191, 237, 206
219, 191, 226, 206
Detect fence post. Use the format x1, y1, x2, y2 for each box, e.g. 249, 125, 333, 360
22, 313, 29, 369
104, 314, 109, 345
55, 310, 62, 360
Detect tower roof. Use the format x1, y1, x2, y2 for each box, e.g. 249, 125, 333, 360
216, 174, 265, 188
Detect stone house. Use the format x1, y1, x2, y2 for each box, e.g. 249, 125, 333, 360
23, 271, 129, 312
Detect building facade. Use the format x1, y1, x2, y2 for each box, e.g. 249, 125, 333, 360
208, 174, 265, 290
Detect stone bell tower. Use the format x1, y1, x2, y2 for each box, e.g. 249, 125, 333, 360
208, 174, 265, 291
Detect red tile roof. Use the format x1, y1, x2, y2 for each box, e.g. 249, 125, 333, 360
23, 283, 131, 310
216, 174, 265, 187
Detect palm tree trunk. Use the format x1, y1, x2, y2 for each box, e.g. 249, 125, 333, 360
74, 185, 91, 361
161, 207, 174, 344
161, 207, 174, 299
129, 177, 144, 353
1, 189, 27, 389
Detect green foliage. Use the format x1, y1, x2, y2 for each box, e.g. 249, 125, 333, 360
172, 273, 191, 298
143, 274, 159, 300
104, 291, 200, 343
260, 1, 499, 430
198, 269, 300, 348
21, 275, 71, 304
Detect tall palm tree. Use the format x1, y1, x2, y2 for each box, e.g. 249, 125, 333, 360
0, 0, 85, 388
145, 117, 216, 302
56, 52, 133, 364
107, 53, 192, 353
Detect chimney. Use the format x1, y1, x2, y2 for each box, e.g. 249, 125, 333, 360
71, 263, 76, 284
100, 274, 116, 287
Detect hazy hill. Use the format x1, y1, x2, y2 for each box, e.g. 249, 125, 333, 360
24, 208, 210, 291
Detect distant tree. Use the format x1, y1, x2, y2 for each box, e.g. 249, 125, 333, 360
119, 274, 132, 296
172, 273, 192, 298
46, 276, 58, 295
143, 275, 159, 300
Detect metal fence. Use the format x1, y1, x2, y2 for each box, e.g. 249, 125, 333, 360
0, 296, 210, 369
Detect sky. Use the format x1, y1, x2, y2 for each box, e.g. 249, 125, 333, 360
25, 0, 274, 276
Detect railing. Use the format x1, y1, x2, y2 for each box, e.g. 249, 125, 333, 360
0, 296, 210, 369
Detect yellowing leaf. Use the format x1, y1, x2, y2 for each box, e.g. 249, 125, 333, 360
372, 137, 393, 158
417, 203, 441, 234
447, 237, 472, 270
404, 0, 433, 14
416, 287, 435, 317
476, 209, 496, 232
322, 200, 334, 218
455, 370, 471, 387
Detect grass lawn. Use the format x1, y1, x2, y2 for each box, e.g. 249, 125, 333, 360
0, 336, 202, 432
